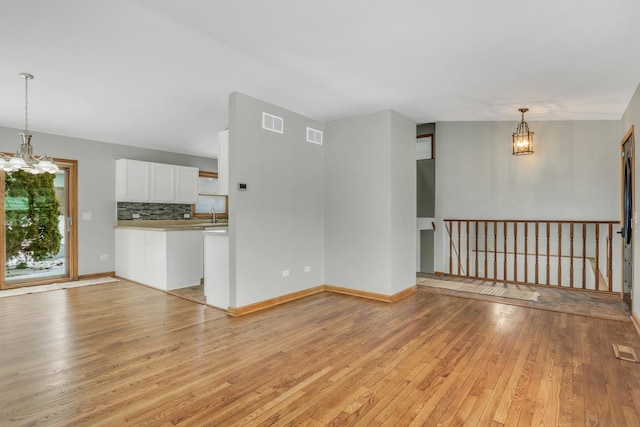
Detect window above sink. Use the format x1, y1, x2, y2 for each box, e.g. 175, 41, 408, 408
192, 171, 228, 220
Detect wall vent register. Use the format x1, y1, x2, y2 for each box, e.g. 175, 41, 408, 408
306, 127, 323, 145
262, 112, 284, 134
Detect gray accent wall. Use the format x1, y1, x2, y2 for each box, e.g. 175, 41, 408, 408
324, 110, 416, 295
228, 92, 325, 308
416, 120, 436, 217
433, 119, 621, 277
417, 123, 436, 273
0, 126, 215, 276
417, 160, 435, 217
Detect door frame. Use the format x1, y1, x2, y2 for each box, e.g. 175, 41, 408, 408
621, 126, 635, 305
0, 157, 78, 289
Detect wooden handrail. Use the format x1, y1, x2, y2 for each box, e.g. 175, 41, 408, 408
443, 219, 618, 224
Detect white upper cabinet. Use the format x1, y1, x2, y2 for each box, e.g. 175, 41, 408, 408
217, 130, 228, 195
116, 159, 150, 202
116, 159, 198, 204
175, 166, 199, 203
150, 162, 176, 202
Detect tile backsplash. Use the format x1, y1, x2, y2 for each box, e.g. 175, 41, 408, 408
117, 202, 192, 221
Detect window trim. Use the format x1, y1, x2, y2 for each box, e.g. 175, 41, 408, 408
417, 133, 435, 159
191, 171, 228, 219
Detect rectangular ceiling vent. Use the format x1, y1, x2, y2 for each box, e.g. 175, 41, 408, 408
262, 112, 284, 134
306, 127, 323, 145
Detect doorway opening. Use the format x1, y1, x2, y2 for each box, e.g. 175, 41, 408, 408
1, 158, 78, 289
417, 125, 436, 274
621, 126, 634, 312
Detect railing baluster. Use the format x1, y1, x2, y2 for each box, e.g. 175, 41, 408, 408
595, 223, 600, 290
493, 221, 497, 281
457, 221, 461, 275
448, 220, 453, 275
558, 223, 562, 287
466, 221, 470, 277
582, 222, 587, 289
608, 223, 613, 288
514, 221, 518, 282
535, 222, 539, 284
546, 223, 550, 285
570, 223, 574, 288
524, 222, 529, 283
503, 221, 508, 281
483, 221, 488, 279
475, 221, 479, 278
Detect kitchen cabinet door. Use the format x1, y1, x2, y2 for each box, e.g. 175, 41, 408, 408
217, 130, 229, 195
150, 163, 176, 202
116, 159, 150, 202
117, 159, 199, 204
115, 228, 147, 282
175, 166, 198, 203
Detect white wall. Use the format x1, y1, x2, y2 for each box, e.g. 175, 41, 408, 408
434, 120, 621, 275
227, 93, 325, 308
622, 82, 640, 317
0, 126, 215, 276
324, 110, 416, 295
390, 111, 419, 293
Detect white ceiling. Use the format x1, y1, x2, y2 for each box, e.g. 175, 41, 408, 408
1, 0, 639, 158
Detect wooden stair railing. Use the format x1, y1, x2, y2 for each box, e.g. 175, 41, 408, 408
444, 219, 619, 292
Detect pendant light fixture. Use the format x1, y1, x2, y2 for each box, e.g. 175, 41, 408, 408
0, 73, 59, 174
512, 107, 534, 156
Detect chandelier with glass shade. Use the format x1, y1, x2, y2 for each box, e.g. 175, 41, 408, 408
0, 73, 59, 174
512, 107, 534, 156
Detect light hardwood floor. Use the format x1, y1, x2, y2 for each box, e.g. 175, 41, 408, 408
1, 280, 639, 426
417, 274, 632, 322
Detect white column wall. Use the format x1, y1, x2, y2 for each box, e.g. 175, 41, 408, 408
324, 110, 416, 295
227, 93, 325, 308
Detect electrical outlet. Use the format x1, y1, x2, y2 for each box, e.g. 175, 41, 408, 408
100, 254, 108, 260
184, 213, 191, 219
282, 270, 290, 277
132, 213, 140, 219
82, 212, 92, 220
304, 266, 311, 273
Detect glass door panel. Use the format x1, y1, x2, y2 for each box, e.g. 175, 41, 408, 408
4, 169, 69, 284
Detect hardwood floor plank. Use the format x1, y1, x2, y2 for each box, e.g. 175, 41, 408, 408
513, 311, 553, 427
1, 280, 640, 426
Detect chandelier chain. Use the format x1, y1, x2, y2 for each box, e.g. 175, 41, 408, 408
0, 72, 58, 173
24, 75, 29, 132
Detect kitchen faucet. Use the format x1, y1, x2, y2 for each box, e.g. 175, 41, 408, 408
211, 206, 217, 224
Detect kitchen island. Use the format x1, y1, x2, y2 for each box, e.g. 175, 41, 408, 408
203, 228, 229, 310
115, 220, 227, 291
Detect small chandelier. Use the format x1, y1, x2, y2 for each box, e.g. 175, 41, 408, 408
512, 107, 534, 156
0, 73, 59, 174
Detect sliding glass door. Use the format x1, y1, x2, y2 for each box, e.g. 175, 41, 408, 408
1, 159, 77, 288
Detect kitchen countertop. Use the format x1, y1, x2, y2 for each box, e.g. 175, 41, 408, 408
115, 219, 229, 231
203, 228, 229, 235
